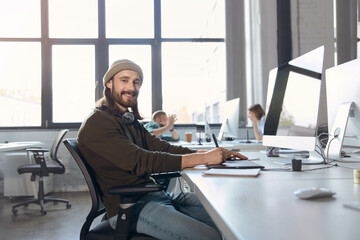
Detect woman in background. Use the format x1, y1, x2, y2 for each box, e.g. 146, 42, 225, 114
248, 104, 266, 141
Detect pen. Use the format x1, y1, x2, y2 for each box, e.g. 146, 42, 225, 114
212, 133, 219, 148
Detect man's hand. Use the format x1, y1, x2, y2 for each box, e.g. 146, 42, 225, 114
181, 148, 248, 169
203, 148, 227, 165
223, 149, 248, 160
205, 148, 248, 162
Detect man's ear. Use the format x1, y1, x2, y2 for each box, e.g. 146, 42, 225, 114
106, 80, 112, 89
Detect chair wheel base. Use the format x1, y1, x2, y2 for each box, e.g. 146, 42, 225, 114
12, 209, 18, 216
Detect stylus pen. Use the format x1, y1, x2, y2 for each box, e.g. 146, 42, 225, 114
212, 133, 219, 148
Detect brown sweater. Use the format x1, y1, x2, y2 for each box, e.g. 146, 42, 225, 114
77, 109, 196, 218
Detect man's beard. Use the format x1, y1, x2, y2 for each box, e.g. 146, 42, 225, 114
111, 86, 138, 109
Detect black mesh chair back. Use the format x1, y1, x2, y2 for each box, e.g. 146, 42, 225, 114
63, 138, 106, 239
64, 138, 159, 240
50, 129, 68, 170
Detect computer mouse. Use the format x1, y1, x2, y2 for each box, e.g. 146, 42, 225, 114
294, 187, 336, 199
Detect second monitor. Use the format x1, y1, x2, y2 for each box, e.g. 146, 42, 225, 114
325, 58, 360, 161
218, 98, 240, 141
263, 46, 325, 163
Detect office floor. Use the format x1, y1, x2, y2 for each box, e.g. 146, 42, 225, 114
0, 186, 99, 240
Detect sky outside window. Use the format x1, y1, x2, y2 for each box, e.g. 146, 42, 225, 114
0, 0, 41, 38
49, 0, 98, 38
106, 0, 154, 38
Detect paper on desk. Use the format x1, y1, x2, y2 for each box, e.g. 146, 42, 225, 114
202, 168, 260, 177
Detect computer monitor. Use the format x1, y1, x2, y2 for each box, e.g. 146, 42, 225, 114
218, 98, 240, 141
204, 104, 212, 142
263, 46, 325, 163
325, 58, 360, 161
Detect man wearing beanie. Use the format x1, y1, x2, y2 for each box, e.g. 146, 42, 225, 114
77, 59, 247, 240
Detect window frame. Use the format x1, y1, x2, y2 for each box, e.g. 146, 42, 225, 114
0, 0, 225, 129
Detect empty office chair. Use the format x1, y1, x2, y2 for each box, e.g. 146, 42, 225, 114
12, 129, 71, 216
64, 138, 180, 240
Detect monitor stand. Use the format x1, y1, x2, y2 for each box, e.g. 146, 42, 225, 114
325, 102, 353, 161
273, 137, 325, 165
274, 150, 325, 165
245, 129, 251, 143
300, 150, 325, 164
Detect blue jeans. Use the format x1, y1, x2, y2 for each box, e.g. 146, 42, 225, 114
110, 191, 222, 240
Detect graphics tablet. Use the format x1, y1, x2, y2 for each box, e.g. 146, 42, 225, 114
207, 160, 265, 169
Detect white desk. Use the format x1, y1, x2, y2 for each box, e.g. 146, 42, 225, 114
182, 152, 360, 240
0, 141, 42, 152
0, 141, 53, 197
174, 140, 265, 152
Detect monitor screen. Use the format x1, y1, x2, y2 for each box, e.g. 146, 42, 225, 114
218, 98, 240, 141
325, 58, 360, 159
263, 46, 324, 154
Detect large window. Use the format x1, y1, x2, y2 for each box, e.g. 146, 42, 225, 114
0, 0, 225, 128
49, 0, 98, 38
52, 45, 96, 123
105, 0, 154, 38
162, 42, 225, 123
0, 42, 42, 126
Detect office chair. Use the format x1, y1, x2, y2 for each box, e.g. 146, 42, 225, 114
12, 129, 71, 216
63, 138, 180, 240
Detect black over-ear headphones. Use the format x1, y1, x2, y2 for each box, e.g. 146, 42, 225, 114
98, 105, 136, 125
115, 111, 136, 125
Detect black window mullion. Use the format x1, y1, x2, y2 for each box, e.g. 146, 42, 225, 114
96, 0, 107, 101
41, 0, 52, 128
152, 0, 162, 112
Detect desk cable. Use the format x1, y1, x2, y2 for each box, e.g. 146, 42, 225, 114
322, 130, 358, 163
176, 167, 195, 206
326, 136, 338, 164
300, 163, 338, 172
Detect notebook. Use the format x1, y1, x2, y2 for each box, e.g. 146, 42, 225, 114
206, 159, 264, 169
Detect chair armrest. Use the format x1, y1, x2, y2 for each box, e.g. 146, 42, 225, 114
150, 171, 181, 181
26, 148, 49, 153
25, 148, 50, 176
108, 184, 163, 196
150, 171, 181, 190
108, 184, 163, 239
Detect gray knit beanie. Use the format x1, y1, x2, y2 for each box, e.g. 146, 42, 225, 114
103, 59, 143, 86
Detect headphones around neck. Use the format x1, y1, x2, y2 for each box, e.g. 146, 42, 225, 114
98, 105, 136, 125
116, 111, 136, 125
